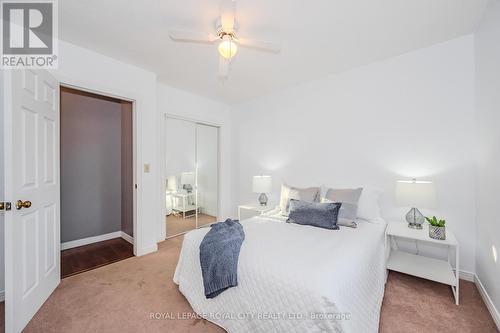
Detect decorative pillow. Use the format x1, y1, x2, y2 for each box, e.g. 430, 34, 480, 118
322, 188, 363, 228
287, 199, 341, 230
279, 183, 320, 216
357, 188, 383, 222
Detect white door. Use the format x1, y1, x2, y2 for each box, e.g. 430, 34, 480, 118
4, 69, 60, 333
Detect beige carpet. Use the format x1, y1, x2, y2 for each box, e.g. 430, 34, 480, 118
23, 235, 498, 333
166, 213, 216, 238
381, 272, 498, 333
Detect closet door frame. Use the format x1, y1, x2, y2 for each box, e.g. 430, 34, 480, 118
59, 82, 139, 255
162, 114, 221, 241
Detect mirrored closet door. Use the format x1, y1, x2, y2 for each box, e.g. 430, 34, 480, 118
165, 117, 218, 238
195, 123, 218, 228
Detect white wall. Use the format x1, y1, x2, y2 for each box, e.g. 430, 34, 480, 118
231, 35, 477, 272
475, 0, 500, 320
158, 83, 231, 239
51, 40, 160, 255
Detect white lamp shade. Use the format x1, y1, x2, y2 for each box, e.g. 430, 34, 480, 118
253, 175, 272, 193
396, 180, 437, 208
181, 172, 195, 185
166, 176, 177, 192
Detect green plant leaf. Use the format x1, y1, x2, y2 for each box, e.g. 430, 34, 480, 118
426, 216, 446, 226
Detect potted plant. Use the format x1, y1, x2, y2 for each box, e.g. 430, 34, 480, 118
425, 216, 446, 240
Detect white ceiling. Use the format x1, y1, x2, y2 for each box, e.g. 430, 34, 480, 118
60, 0, 488, 104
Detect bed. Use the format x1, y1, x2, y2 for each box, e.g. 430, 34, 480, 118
174, 214, 387, 333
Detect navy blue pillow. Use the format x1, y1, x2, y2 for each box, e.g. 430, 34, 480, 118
287, 199, 342, 230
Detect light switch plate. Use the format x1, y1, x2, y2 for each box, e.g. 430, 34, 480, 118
144, 164, 151, 173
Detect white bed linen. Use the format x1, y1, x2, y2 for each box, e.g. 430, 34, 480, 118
174, 216, 387, 333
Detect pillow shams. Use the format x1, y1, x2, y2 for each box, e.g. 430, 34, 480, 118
322, 187, 362, 228
279, 183, 320, 216
356, 188, 383, 222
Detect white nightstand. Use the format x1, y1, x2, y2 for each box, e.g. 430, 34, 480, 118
171, 192, 199, 219
385, 222, 460, 305
237, 204, 275, 221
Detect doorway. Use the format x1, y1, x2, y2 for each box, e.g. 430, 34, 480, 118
164, 116, 219, 238
59, 86, 135, 278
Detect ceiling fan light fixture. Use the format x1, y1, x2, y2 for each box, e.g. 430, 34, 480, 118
218, 37, 238, 59
168, 0, 281, 78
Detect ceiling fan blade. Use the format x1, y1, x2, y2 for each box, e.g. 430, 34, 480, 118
218, 56, 230, 78
169, 30, 218, 43
238, 38, 281, 53
220, 0, 236, 32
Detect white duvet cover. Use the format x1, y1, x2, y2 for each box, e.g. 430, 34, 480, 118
174, 216, 387, 333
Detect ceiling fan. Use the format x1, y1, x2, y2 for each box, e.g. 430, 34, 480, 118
168, 0, 281, 78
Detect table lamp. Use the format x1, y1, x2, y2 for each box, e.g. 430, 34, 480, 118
181, 172, 195, 205
181, 172, 195, 193
253, 175, 272, 206
396, 179, 436, 229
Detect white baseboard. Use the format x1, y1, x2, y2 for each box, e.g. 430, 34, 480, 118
120, 231, 134, 245
136, 243, 158, 256
200, 209, 217, 217
458, 270, 475, 282
475, 275, 500, 331
61, 231, 122, 250
0, 289, 4, 302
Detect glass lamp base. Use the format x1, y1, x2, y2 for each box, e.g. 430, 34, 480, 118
258, 193, 268, 206
406, 207, 424, 229
407, 222, 423, 229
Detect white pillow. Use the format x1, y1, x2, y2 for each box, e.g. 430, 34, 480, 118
279, 183, 321, 216
356, 188, 383, 222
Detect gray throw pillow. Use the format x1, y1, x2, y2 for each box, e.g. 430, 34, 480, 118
287, 199, 341, 230
323, 188, 363, 227
279, 183, 320, 216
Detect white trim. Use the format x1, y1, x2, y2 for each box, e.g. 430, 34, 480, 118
475, 274, 500, 331
0, 289, 4, 302
61, 231, 122, 250
136, 243, 158, 256
458, 270, 475, 282
164, 113, 222, 128
120, 232, 134, 245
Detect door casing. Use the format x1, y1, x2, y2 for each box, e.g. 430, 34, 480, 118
59, 82, 139, 255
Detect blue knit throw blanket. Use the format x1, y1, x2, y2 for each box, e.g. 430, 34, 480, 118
199, 218, 245, 299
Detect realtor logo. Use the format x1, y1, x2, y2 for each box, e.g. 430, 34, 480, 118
1, 0, 58, 68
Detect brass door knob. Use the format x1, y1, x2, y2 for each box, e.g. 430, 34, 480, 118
16, 200, 32, 210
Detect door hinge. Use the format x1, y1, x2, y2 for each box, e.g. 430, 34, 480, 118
0, 202, 12, 211
134, 184, 138, 189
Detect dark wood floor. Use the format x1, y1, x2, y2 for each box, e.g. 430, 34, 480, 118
61, 238, 134, 278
